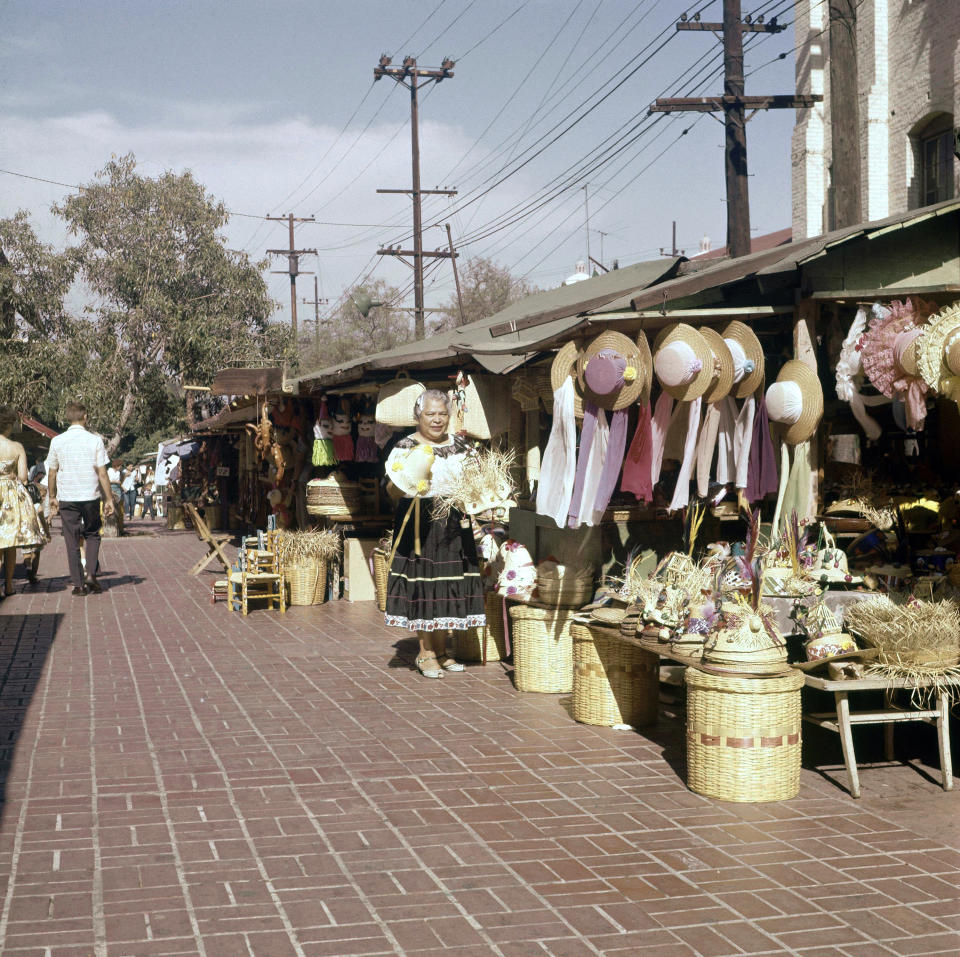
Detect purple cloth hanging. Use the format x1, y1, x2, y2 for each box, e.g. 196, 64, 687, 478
747, 396, 779, 502
567, 402, 599, 528
593, 408, 629, 516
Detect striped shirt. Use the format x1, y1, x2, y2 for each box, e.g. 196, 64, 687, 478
46, 425, 109, 501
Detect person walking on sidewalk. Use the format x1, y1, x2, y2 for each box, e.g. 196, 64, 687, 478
46, 401, 115, 596
121, 464, 137, 521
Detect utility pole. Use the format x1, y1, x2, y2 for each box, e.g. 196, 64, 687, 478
267, 213, 317, 341
659, 220, 684, 257
445, 223, 465, 326
650, 2, 821, 259
374, 54, 458, 340
582, 184, 591, 269
302, 276, 329, 357
829, 0, 861, 228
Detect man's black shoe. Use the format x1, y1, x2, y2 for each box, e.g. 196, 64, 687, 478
71, 585, 89, 597
85, 578, 102, 594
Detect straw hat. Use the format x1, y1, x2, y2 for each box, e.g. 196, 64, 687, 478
813, 545, 862, 585
722, 320, 765, 398
765, 360, 823, 444
698, 327, 735, 404
549, 340, 584, 418
387, 442, 435, 497
918, 302, 960, 398
574, 330, 647, 410
652, 323, 713, 401
637, 330, 653, 400
701, 607, 789, 675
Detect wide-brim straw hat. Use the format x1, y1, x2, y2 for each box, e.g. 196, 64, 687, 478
698, 327, 735, 404
918, 302, 960, 393
637, 330, 653, 400
722, 320, 765, 398
652, 323, 713, 401
766, 359, 824, 444
387, 442, 435, 497
792, 647, 879, 672
574, 330, 647, 411
550, 340, 584, 418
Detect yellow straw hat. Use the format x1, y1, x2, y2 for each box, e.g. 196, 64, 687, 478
652, 323, 713, 401
574, 330, 647, 410
698, 327, 735, 404
722, 320, 765, 398
765, 360, 824, 445
637, 330, 653, 400
549, 340, 584, 418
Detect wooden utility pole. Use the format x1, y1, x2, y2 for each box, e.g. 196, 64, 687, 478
659, 220, 684, 257
582, 184, 591, 267
445, 223, 465, 326
374, 54, 458, 339
301, 276, 329, 357
267, 213, 317, 341
650, 2, 821, 259
829, 0, 861, 228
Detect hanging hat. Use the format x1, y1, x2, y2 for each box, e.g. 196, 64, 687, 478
697, 327, 735, 404
722, 320, 765, 398
637, 330, 653, 400
652, 323, 713, 400
574, 331, 646, 410
550, 340, 584, 418
765, 360, 823, 445
918, 302, 960, 400
387, 442, 435, 497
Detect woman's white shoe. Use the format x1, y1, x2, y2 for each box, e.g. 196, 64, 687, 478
438, 657, 466, 672
416, 655, 444, 678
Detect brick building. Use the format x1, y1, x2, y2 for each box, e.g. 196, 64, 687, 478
792, 0, 960, 238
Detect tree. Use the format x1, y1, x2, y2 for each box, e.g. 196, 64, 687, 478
54, 154, 284, 452
301, 278, 410, 369
432, 256, 536, 332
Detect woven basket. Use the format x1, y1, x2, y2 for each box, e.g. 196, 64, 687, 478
453, 622, 507, 663
685, 667, 804, 803
372, 548, 389, 612
306, 478, 364, 519
376, 372, 425, 428
571, 624, 659, 727
509, 603, 575, 693
537, 571, 595, 608
287, 560, 327, 606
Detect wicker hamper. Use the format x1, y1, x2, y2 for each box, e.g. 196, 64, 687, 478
287, 560, 327, 606
685, 667, 804, 803
509, 603, 575, 693
571, 624, 658, 726
455, 591, 508, 662
306, 477, 364, 520
372, 548, 389, 612
536, 570, 594, 608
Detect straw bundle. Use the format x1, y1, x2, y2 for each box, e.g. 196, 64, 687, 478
274, 529, 341, 564
431, 447, 517, 523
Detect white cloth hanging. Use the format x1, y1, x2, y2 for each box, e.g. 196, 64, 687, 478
535, 378, 577, 527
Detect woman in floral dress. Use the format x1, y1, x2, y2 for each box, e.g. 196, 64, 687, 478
0, 407, 47, 598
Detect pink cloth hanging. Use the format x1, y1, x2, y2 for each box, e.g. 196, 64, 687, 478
620, 401, 654, 503
649, 393, 674, 487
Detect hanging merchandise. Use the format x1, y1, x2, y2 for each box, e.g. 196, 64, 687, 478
331, 399, 355, 462
457, 372, 512, 440
355, 399, 379, 463
745, 396, 779, 503
834, 307, 887, 440
311, 398, 337, 467
511, 373, 542, 494
651, 324, 713, 511
917, 301, 960, 404
693, 328, 735, 498
536, 342, 580, 526
376, 372, 425, 428
722, 321, 765, 488
765, 360, 824, 534
859, 298, 934, 431
617, 329, 656, 508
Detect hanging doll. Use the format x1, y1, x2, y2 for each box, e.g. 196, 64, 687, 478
331, 398, 355, 462
355, 399, 378, 463
312, 398, 337, 467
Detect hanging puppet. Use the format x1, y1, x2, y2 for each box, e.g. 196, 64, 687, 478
312, 397, 337, 467
331, 398, 355, 462
355, 398, 379, 463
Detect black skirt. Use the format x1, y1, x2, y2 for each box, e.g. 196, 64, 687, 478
384, 497, 486, 632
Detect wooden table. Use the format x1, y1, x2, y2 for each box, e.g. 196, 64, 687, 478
802, 673, 958, 798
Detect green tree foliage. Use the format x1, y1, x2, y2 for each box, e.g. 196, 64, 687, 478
51, 153, 285, 452
432, 256, 536, 332
301, 278, 410, 369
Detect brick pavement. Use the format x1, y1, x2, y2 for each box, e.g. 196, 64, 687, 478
0, 524, 957, 956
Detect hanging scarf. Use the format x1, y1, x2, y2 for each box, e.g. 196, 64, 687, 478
771, 440, 811, 536
733, 394, 756, 489
621, 400, 654, 502
694, 396, 738, 498
593, 408, 629, 517
746, 397, 778, 503
536, 377, 577, 527
649, 392, 674, 487
580, 408, 610, 526
668, 398, 702, 512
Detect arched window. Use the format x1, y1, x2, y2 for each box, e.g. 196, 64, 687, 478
912, 113, 956, 207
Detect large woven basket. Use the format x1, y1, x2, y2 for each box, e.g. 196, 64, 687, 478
463, 590, 508, 663
376, 372, 425, 428
306, 478, 364, 519
537, 570, 595, 608
287, 560, 327, 606
685, 667, 804, 803
509, 603, 575, 693
372, 548, 389, 612
571, 624, 659, 727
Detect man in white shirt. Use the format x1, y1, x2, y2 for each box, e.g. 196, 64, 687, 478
46, 401, 115, 596
121, 466, 137, 521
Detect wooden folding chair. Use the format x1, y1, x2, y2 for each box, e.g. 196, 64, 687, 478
184, 503, 232, 575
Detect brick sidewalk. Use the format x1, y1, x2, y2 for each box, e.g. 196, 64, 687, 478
0, 526, 957, 956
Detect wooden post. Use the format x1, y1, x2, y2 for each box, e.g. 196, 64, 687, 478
829, 0, 861, 228
794, 299, 820, 518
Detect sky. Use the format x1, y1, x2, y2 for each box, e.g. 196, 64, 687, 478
0, 0, 803, 334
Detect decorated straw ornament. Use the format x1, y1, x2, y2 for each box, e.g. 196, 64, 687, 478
918, 301, 960, 403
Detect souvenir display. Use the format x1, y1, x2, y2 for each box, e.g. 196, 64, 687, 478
312, 399, 337, 467
917, 301, 960, 403
331, 400, 355, 462
354, 402, 379, 462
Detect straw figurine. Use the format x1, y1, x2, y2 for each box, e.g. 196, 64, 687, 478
430, 446, 518, 523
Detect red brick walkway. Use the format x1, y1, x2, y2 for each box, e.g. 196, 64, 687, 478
0, 525, 957, 956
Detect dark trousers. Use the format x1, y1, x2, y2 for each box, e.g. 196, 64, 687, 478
123, 488, 137, 518
142, 492, 155, 518
60, 500, 102, 587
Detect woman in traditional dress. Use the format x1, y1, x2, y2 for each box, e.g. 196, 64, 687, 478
0, 407, 48, 598
384, 390, 486, 678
